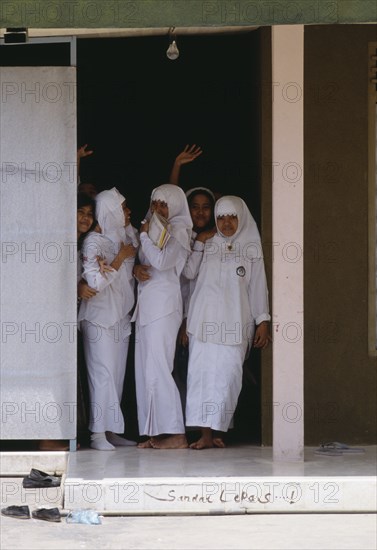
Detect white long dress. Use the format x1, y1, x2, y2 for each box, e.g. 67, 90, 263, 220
185, 196, 270, 432
78, 189, 137, 434
78, 231, 135, 433
133, 233, 188, 436
132, 184, 192, 437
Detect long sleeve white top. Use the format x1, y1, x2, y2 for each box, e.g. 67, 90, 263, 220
186, 234, 270, 346
131, 232, 189, 326
78, 231, 135, 329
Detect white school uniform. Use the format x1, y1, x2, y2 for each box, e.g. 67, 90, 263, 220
180, 187, 216, 318
132, 184, 192, 437
185, 196, 270, 432
78, 188, 137, 434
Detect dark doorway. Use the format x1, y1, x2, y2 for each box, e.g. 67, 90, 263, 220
77, 32, 262, 224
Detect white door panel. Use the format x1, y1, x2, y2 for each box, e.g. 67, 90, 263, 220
0, 67, 77, 439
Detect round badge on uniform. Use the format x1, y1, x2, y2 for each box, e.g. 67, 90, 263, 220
236, 266, 246, 277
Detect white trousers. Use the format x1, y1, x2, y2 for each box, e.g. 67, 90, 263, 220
135, 312, 185, 436
81, 316, 131, 433
185, 337, 244, 432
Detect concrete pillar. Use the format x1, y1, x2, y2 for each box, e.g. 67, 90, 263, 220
271, 25, 304, 461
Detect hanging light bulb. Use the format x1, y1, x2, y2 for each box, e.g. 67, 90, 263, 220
166, 40, 179, 60
166, 28, 179, 60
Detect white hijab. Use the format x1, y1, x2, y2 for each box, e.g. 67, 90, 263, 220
149, 184, 192, 251
95, 187, 139, 249
185, 186, 216, 202
95, 188, 125, 245
215, 196, 262, 259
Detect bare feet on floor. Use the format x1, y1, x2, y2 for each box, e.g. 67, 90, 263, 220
151, 434, 188, 449
189, 435, 214, 449
137, 439, 154, 448
137, 435, 165, 448
190, 437, 225, 449
189, 428, 226, 450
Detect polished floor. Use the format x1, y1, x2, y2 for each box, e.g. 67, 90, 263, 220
67, 444, 377, 479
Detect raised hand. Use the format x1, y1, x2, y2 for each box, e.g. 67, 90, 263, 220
175, 144, 203, 166
77, 144, 94, 159
169, 144, 203, 185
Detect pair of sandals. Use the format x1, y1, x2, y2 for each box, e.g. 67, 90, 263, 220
314, 441, 365, 456
1, 505, 61, 522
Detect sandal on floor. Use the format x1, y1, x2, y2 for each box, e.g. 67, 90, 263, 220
314, 441, 365, 456
320, 442, 365, 454
314, 446, 343, 456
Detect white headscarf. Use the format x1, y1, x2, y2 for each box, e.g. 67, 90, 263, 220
215, 196, 262, 260
149, 184, 192, 251
185, 186, 216, 203
95, 187, 126, 247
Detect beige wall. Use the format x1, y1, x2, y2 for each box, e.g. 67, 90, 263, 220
303, 25, 377, 445
261, 24, 377, 446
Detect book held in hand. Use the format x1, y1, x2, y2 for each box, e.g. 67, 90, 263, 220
148, 211, 171, 249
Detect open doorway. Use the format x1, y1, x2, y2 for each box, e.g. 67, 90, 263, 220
77, 31, 264, 445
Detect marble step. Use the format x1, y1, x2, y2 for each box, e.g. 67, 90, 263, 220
63, 475, 376, 515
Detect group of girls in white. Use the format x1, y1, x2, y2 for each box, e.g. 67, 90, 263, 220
77, 149, 271, 451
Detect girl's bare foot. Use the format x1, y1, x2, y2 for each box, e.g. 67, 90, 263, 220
137, 439, 153, 448
137, 435, 165, 448
189, 427, 214, 450
213, 437, 226, 448
189, 435, 214, 449
151, 434, 188, 449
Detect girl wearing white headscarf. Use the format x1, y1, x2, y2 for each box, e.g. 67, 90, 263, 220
132, 184, 192, 449
184, 196, 271, 449
78, 187, 138, 450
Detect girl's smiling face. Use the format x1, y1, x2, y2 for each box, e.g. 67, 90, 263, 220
151, 200, 169, 219
216, 214, 238, 237
189, 193, 213, 232
77, 205, 94, 236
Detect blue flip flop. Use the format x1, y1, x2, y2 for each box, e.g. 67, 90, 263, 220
314, 446, 343, 456
315, 442, 365, 456
322, 442, 365, 454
